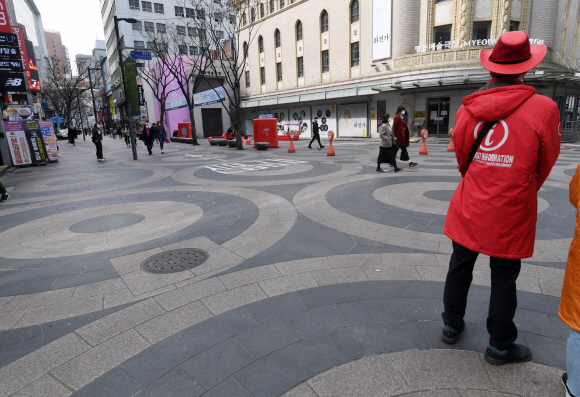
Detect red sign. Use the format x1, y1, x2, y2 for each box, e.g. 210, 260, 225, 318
0, 0, 11, 34
11, 27, 27, 67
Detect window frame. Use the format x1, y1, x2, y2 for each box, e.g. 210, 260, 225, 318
245, 70, 251, 87
176, 25, 186, 35
197, 8, 205, 19
297, 56, 304, 78
280, 0, 285, 8
174, 6, 184, 17
321, 50, 329, 73
259, 36, 264, 53
275, 29, 281, 48
269, 0, 274, 13
321, 10, 329, 33
350, 41, 359, 67
141, 1, 152, 12
260, 3, 265, 18
188, 27, 196, 36
134, 40, 145, 49
131, 21, 142, 31
129, 0, 140, 10
186, 8, 194, 18
472, 21, 492, 41
156, 23, 166, 33
260, 66, 266, 85
144, 21, 155, 32
178, 44, 187, 55
190, 46, 199, 55
350, 0, 359, 23
154, 3, 164, 13
296, 20, 302, 41
251, 7, 256, 23
276, 62, 282, 82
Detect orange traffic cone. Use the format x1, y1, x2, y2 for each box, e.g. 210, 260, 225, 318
327, 131, 335, 156
419, 129, 428, 155
447, 128, 455, 152
288, 138, 296, 153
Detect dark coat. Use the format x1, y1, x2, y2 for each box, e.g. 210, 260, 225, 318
91, 128, 102, 142
312, 121, 320, 136
142, 127, 156, 144
392, 115, 410, 147
156, 126, 167, 141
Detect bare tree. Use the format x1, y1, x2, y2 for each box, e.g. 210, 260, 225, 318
142, 16, 212, 144
186, 0, 263, 149
43, 56, 102, 127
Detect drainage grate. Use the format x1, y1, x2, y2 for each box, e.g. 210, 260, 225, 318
334, 160, 359, 164
141, 249, 209, 274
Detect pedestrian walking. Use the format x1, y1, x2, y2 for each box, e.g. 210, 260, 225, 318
156, 121, 167, 154
392, 106, 417, 168
376, 115, 401, 173
113, 126, 118, 139
122, 124, 130, 147
91, 123, 106, 162
308, 117, 325, 150
560, 163, 580, 397
142, 124, 155, 155
0, 181, 9, 202
67, 126, 75, 146
441, 31, 560, 366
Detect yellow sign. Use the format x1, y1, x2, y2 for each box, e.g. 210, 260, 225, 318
109, 95, 116, 115
414, 111, 426, 118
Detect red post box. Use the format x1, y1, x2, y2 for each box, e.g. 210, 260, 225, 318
253, 118, 279, 148
178, 122, 192, 138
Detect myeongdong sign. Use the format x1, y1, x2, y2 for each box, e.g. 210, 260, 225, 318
415, 38, 545, 53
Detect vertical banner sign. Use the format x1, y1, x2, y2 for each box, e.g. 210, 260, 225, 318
23, 120, 48, 164
4, 120, 31, 165
24, 40, 40, 91
372, 0, 392, 61
39, 122, 58, 162
137, 85, 145, 106
0, 0, 11, 34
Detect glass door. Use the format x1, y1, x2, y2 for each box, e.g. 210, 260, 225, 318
427, 97, 450, 136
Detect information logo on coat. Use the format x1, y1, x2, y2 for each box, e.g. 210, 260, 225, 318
474, 120, 509, 152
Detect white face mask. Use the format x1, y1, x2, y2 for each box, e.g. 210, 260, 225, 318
388, 118, 392, 123
401, 111, 406, 116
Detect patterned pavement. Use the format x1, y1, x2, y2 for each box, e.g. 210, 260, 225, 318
0, 135, 575, 396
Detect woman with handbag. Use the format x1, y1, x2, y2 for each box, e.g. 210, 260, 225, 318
393, 106, 418, 168
377, 115, 401, 173
156, 121, 167, 154
122, 124, 130, 147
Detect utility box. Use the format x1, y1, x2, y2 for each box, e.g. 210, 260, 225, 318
178, 122, 192, 138
253, 118, 279, 148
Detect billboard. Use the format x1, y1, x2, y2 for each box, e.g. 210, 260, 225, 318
4, 120, 31, 165
24, 40, 40, 91
312, 104, 337, 140
338, 103, 368, 137
194, 86, 225, 107
372, 0, 392, 61
0, 0, 11, 34
151, 57, 190, 134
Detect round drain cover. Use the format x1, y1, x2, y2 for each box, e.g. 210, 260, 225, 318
141, 249, 209, 274
334, 160, 359, 164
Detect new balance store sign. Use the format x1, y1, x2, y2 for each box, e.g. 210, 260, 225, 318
0, 73, 25, 92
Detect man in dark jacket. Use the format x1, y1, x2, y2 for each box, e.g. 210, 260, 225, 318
441, 31, 560, 366
308, 117, 325, 150
91, 124, 105, 162
0, 181, 9, 202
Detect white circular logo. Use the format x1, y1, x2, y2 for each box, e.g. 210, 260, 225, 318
473, 119, 509, 152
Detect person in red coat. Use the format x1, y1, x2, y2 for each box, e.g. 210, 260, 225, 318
392, 106, 418, 168
440, 31, 561, 365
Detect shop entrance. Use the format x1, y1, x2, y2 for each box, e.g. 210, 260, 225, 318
427, 97, 450, 136
201, 108, 223, 138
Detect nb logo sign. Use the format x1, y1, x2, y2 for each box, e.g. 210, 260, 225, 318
474, 120, 509, 152
5, 78, 21, 86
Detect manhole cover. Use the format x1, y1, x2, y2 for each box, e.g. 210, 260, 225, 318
141, 249, 209, 274
334, 160, 359, 164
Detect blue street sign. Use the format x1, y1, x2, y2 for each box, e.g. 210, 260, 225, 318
130, 51, 152, 60
51, 117, 65, 124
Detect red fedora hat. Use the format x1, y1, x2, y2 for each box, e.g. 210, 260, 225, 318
480, 31, 546, 74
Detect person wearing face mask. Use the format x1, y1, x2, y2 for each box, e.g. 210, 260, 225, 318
393, 106, 418, 168
377, 114, 401, 173
308, 117, 325, 150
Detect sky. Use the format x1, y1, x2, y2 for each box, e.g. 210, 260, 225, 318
34, 0, 105, 71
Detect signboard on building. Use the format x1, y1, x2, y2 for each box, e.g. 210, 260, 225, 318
129, 51, 152, 60
39, 122, 58, 162
0, 59, 22, 72
0, 0, 12, 34
0, 73, 26, 92
4, 120, 31, 166
137, 84, 145, 106
372, 0, 392, 61
0, 32, 18, 47
312, 105, 337, 140
0, 45, 20, 60
338, 103, 368, 138
193, 86, 226, 107
109, 95, 116, 115
24, 40, 40, 92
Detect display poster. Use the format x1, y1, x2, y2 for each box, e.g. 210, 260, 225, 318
39, 122, 58, 162
289, 107, 311, 137
312, 104, 337, 140
3, 104, 34, 121
4, 120, 31, 165
23, 120, 48, 164
24, 40, 40, 91
270, 108, 289, 135
194, 86, 226, 107
338, 103, 368, 137
151, 57, 190, 135
372, 0, 392, 61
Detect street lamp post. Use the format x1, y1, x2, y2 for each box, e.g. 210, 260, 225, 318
114, 16, 139, 161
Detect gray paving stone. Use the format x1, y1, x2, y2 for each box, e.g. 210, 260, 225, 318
0, 278, 58, 296
11, 375, 73, 397
328, 322, 431, 361
398, 280, 445, 298
120, 330, 204, 386
523, 332, 567, 369
549, 314, 571, 341
0, 325, 41, 349
244, 292, 307, 324
136, 368, 204, 397
0, 335, 42, 369
431, 299, 489, 325
517, 291, 560, 315
513, 309, 554, 338
297, 285, 355, 309
235, 335, 346, 397
259, 273, 319, 297
287, 305, 347, 338
72, 367, 142, 397
335, 299, 392, 326
187, 307, 257, 348
346, 281, 404, 300
282, 383, 319, 397
384, 298, 440, 321
180, 337, 255, 391
51, 270, 107, 290
237, 317, 302, 359
204, 378, 251, 397
202, 283, 268, 315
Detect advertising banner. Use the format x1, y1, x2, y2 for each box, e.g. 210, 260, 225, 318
0, 72, 26, 92
194, 86, 226, 107
151, 58, 190, 135
4, 120, 31, 165
3, 104, 34, 121
0, 45, 20, 60
289, 107, 311, 137
0, 32, 18, 47
372, 0, 392, 61
0, 59, 22, 72
270, 108, 289, 136
40, 122, 58, 162
137, 84, 145, 106
23, 120, 48, 164
338, 103, 368, 137
312, 104, 337, 140
11, 27, 27, 66
0, 0, 11, 34
24, 40, 40, 91
109, 95, 116, 115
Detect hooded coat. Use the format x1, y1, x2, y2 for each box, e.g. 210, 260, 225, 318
559, 164, 580, 332
444, 81, 561, 259
392, 114, 410, 147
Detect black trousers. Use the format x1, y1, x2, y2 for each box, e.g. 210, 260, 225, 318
146, 142, 153, 154
124, 135, 130, 145
442, 241, 521, 350
0, 181, 6, 195
395, 146, 410, 161
94, 140, 103, 159
377, 146, 397, 169
309, 134, 322, 148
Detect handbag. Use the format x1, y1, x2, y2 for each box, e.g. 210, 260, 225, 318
465, 121, 496, 173
392, 139, 399, 152
165, 137, 170, 143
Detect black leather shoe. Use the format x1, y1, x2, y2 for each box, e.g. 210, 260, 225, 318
376, 168, 384, 172
484, 343, 532, 366
441, 324, 465, 344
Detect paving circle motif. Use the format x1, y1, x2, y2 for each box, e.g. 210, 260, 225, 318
334, 160, 360, 164
141, 248, 209, 274
14, 172, 124, 193
69, 213, 146, 233
0, 201, 203, 259
46, 178, 89, 186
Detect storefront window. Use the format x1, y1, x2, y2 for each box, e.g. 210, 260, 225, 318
473, 21, 492, 40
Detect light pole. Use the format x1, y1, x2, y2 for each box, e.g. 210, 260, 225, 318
114, 16, 139, 160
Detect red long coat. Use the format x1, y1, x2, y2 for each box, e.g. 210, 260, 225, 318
444, 83, 561, 259
392, 115, 410, 147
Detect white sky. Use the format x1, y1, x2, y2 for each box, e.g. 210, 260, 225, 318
34, 0, 104, 70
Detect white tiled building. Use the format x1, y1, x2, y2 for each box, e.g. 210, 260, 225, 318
238, 0, 580, 139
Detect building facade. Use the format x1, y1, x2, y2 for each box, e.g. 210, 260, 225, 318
238, 0, 580, 140
45, 30, 71, 76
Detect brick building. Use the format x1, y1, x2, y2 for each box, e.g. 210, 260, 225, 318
238, 0, 580, 140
